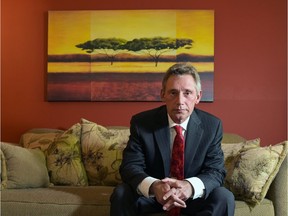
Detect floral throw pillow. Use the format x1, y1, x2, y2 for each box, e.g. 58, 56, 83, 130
46, 123, 88, 186
222, 138, 261, 164
20, 128, 63, 153
224, 141, 287, 206
80, 119, 130, 186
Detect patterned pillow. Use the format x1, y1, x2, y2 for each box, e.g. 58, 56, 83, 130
80, 119, 130, 186
46, 123, 88, 186
224, 141, 287, 206
20, 128, 63, 153
222, 138, 260, 164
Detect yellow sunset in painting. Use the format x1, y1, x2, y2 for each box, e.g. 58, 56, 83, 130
48, 10, 214, 56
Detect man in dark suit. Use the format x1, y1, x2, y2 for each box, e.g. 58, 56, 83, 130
110, 63, 235, 216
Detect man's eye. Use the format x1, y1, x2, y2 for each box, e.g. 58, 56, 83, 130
184, 91, 192, 96
169, 91, 177, 96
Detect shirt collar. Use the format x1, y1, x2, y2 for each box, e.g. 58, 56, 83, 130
167, 115, 190, 131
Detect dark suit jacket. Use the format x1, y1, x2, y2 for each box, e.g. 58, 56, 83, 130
120, 105, 226, 199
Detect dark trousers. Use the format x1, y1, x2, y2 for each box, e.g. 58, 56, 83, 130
110, 183, 235, 216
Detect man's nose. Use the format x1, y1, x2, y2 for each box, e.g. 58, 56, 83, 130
176, 92, 185, 104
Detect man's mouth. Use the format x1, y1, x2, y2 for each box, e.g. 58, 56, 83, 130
174, 108, 185, 113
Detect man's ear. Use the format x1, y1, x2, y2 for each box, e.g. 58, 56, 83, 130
195, 91, 202, 104
160, 89, 165, 102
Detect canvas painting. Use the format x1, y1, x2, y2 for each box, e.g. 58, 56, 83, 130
47, 10, 214, 101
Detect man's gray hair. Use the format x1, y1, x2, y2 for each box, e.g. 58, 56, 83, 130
162, 63, 202, 95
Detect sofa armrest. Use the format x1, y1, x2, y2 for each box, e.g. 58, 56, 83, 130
266, 154, 287, 216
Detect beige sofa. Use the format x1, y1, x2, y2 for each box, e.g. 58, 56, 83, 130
1, 121, 287, 216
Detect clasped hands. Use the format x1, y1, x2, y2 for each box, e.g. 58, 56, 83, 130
149, 178, 193, 211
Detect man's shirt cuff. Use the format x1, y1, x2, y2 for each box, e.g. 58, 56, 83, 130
137, 177, 159, 198
186, 177, 205, 199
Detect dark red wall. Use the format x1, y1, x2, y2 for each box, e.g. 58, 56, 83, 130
1, 0, 287, 146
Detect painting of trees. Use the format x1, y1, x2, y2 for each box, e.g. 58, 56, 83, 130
76, 37, 193, 67
76, 38, 127, 65
123, 37, 193, 66
47, 10, 214, 101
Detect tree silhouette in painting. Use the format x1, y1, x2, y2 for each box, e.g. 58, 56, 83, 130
123, 37, 193, 66
76, 37, 193, 66
75, 38, 127, 65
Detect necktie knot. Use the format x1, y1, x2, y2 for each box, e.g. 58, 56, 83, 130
174, 125, 183, 135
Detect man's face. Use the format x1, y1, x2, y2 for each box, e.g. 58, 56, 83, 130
161, 74, 202, 124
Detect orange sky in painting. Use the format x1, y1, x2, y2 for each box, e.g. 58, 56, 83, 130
48, 10, 214, 56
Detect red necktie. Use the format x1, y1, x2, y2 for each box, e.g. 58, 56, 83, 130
168, 125, 184, 216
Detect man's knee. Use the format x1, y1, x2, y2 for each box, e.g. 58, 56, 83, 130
110, 183, 137, 216
211, 187, 234, 203
110, 183, 132, 202
209, 187, 235, 216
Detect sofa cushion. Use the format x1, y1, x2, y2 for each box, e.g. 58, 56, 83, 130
224, 141, 287, 206
80, 119, 130, 186
234, 199, 274, 216
266, 154, 288, 216
20, 128, 64, 153
1, 186, 275, 216
0, 142, 50, 189
222, 133, 246, 143
46, 123, 88, 186
1, 186, 114, 216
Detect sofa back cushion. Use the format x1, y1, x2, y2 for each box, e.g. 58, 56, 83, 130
20, 128, 64, 152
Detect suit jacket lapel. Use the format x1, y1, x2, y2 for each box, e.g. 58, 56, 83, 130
153, 107, 171, 177
184, 110, 203, 175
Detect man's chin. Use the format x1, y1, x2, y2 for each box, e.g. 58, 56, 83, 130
172, 113, 188, 123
